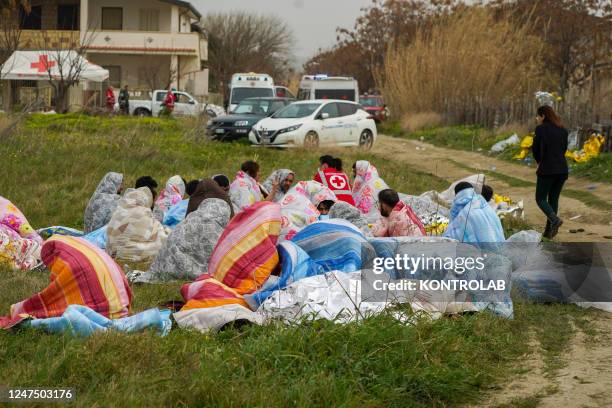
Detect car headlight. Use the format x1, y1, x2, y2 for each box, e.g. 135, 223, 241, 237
234, 120, 250, 127
278, 124, 302, 134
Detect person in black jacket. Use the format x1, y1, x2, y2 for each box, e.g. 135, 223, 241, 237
118, 85, 130, 115
532, 105, 568, 239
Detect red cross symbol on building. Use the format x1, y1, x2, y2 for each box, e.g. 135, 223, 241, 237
30, 55, 56, 73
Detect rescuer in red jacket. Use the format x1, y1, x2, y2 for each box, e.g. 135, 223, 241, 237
313, 155, 355, 206
105, 86, 115, 112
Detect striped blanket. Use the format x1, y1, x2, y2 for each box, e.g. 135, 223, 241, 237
5, 236, 132, 324
181, 201, 281, 311
247, 241, 325, 309
291, 219, 373, 273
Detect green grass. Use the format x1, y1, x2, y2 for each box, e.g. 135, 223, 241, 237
1, 114, 447, 229
388, 123, 511, 152
569, 153, 612, 183
0, 114, 599, 406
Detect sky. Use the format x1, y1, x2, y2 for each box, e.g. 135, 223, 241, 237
191, 0, 373, 62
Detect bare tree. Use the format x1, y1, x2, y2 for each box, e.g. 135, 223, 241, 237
139, 55, 177, 92
200, 12, 295, 96
491, 0, 612, 96
34, 28, 97, 113
0, 0, 27, 79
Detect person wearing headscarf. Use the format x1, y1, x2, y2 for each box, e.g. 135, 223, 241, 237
0, 196, 42, 270
187, 178, 235, 218
83, 172, 123, 233
229, 161, 273, 211
106, 187, 170, 263
443, 182, 505, 244
352, 160, 389, 222
372, 189, 425, 238
279, 181, 337, 240
262, 169, 295, 202
162, 179, 200, 228
154, 175, 186, 213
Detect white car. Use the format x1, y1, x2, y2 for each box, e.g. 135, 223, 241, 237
249, 100, 377, 149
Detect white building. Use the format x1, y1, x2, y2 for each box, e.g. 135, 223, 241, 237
2, 0, 208, 110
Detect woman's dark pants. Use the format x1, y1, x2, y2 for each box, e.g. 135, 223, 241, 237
535, 174, 568, 218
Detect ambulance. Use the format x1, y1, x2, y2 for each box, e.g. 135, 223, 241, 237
297, 75, 360, 103
228, 73, 275, 112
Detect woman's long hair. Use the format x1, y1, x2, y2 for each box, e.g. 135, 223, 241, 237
537, 106, 564, 128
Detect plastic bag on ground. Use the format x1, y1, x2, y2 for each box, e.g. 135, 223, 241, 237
490, 134, 520, 153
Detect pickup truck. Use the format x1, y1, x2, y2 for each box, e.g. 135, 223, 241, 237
123, 90, 223, 117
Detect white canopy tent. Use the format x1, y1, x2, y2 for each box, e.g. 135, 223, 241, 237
0, 50, 109, 82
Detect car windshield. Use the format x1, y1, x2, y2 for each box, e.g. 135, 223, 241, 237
231, 88, 274, 104
233, 99, 271, 115
272, 103, 321, 119
360, 97, 383, 107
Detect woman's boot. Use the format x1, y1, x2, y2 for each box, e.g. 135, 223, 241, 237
543, 220, 552, 239
547, 213, 563, 239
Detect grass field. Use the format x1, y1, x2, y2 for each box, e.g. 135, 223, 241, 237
382, 122, 612, 184
0, 114, 601, 407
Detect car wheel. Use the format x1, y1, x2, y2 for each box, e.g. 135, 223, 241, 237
359, 129, 374, 150
304, 131, 319, 148
134, 108, 151, 117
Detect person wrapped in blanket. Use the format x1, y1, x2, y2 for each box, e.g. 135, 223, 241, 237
162, 179, 200, 228
84, 176, 159, 249
106, 187, 171, 263
328, 201, 372, 236
443, 182, 505, 244
1, 236, 132, 328
0, 196, 43, 270
372, 189, 426, 238
135, 179, 235, 283
175, 201, 281, 316
261, 169, 295, 202
352, 160, 390, 222
229, 161, 279, 211
83, 172, 123, 233
279, 181, 337, 240
154, 175, 186, 215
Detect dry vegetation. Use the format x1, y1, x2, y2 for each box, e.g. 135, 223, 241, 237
379, 7, 546, 127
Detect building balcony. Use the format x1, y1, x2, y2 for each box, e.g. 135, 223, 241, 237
16, 29, 207, 61
86, 31, 203, 57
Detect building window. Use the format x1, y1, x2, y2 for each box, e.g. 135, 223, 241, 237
57, 5, 80, 30
103, 66, 122, 88
101, 7, 123, 30
20, 5, 42, 30
139, 9, 160, 31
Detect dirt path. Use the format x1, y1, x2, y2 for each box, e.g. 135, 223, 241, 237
482, 313, 612, 407
372, 136, 612, 242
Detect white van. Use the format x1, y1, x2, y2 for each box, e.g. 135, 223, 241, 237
228, 73, 275, 112
297, 75, 359, 103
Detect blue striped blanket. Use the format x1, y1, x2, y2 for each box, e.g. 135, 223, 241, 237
290, 219, 374, 273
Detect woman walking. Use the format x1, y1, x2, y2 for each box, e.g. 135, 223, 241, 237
532, 106, 569, 239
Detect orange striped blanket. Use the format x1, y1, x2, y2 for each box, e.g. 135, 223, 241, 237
181, 201, 281, 311
6, 236, 132, 323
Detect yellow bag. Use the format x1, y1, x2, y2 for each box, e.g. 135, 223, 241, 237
513, 134, 534, 160
566, 134, 606, 163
